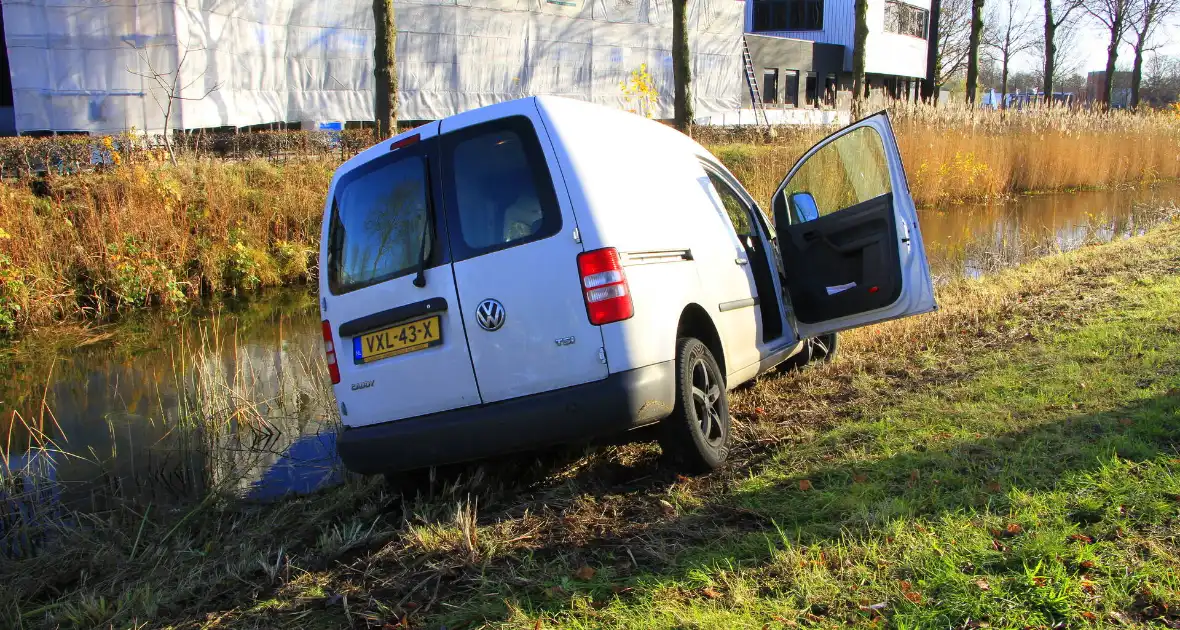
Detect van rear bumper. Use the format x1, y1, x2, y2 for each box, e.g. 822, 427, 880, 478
336, 361, 676, 474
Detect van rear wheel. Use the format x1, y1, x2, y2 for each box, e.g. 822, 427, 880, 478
660, 337, 731, 473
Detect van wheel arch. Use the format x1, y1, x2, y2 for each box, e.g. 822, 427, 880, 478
676, 304, 726, 380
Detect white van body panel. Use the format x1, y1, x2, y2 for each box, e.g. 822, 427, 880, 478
534, 97, 754, 383
439, 100, 609, 403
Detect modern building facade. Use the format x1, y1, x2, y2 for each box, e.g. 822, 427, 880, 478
740, 0, 931, 115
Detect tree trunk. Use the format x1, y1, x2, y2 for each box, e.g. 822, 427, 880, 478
922, 0, 942, 103
1130, 32, 1145, 108
672, 0, 693, 131
1000, 59, 1009, 110
1101, 14, 1121, 106
852, 0, 870, 109
1043, 0, 1056, 99
373, 0, 398, 139
965, 0, 984, 105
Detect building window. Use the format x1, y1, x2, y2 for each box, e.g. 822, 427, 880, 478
783, 70, 800, 106
751, 0, 823, 31
762, 69, 779, 104
884, 0, 929, 39
805, 73, 818, 107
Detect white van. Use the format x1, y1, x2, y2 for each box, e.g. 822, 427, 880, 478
319, 96, 935, 474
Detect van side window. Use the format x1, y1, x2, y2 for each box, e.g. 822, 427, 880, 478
441, 116, 562, 262
707, 172, 753, 238
327, 151, 434, 294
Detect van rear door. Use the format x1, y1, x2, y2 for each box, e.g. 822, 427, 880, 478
439, 106, 609, 404
320, 123, 482, 428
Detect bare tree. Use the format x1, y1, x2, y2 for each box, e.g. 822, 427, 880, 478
1126, 0, 1180, 108
1034, 17, 1083, 90
672, 0, 693, 131
126, 45, 220, 166
966, 0, 986, 104
1142, 52, 1180, 105
1084, 0, 1136, 106
373, 0, 398, 139
985, 0, 1039, 107
1042, 0, 1085, 98
935, 0, 974, 86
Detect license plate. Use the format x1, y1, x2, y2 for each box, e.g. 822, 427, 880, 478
353, 315, 442, 364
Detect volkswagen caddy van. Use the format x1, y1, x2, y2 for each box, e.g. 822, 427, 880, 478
320, 96, 935, 474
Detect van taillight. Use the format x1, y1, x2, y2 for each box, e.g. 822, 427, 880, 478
322, 320, 341, 384
577, 248, 633, 325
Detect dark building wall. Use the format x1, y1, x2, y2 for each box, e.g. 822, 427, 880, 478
742, 34, 845, 109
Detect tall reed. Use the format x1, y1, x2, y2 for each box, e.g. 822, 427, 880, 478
701, 102, 1180, 209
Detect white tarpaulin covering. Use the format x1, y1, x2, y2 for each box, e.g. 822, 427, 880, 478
1, 0, 744, 134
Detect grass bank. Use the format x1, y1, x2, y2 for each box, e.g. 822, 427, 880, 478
3, 217, 1179, 627
0, 104, 1177, 333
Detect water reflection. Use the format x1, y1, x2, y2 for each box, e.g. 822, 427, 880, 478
0, 291, 337, 518
0, 184, 1178, 520
919, 183, 1180, 280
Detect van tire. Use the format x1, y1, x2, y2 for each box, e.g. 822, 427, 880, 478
660, 337, 731, 473
781, 332, 838, 371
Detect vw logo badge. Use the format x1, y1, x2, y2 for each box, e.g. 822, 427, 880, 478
475, 299, 506, 331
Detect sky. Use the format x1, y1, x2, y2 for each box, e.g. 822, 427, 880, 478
1002, 0, 1180, 74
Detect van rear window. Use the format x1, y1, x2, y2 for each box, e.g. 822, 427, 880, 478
440, 116, 562, 262
327, 153, 431, 294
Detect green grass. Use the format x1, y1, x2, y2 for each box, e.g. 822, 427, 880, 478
521, 276, 1180, 628
4, 222, 1180, 629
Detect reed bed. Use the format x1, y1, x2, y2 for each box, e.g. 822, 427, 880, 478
0, 103, 1177, 333
702, 102, 1180, 208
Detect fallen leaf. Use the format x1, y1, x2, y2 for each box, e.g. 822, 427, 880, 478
910, 469, 920, 482
1081, 611, 1097, 621
404, 601, 419, 610
1069, 534, 1094, 544
573, 565, 596, 581
657, 499, 676, 516
798, 479, 813, 491
1081, 579, 1097, 594
755, 407, 767, 415
610, 585, 633, 595
986, 481, 1003, 493
853, 473, 868, 483
1033, 577, 1048, 588
702, 586, 722, 599
534, 620, 543, 630
904, 590, 923, 604
1118, 418, 1133, 427
899, 580, 913, 592
1080, 560, 1096, 570
1006, 523, 1023, 536
976, 579, 991, 591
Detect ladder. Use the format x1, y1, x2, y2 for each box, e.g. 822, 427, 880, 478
741, 37, 770, 128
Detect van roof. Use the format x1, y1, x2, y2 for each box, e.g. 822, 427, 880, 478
331, 96, 712, 186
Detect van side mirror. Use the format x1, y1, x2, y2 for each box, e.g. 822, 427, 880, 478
790, 192, 820, 223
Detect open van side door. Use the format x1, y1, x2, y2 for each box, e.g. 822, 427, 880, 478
771, 113, 935, 338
